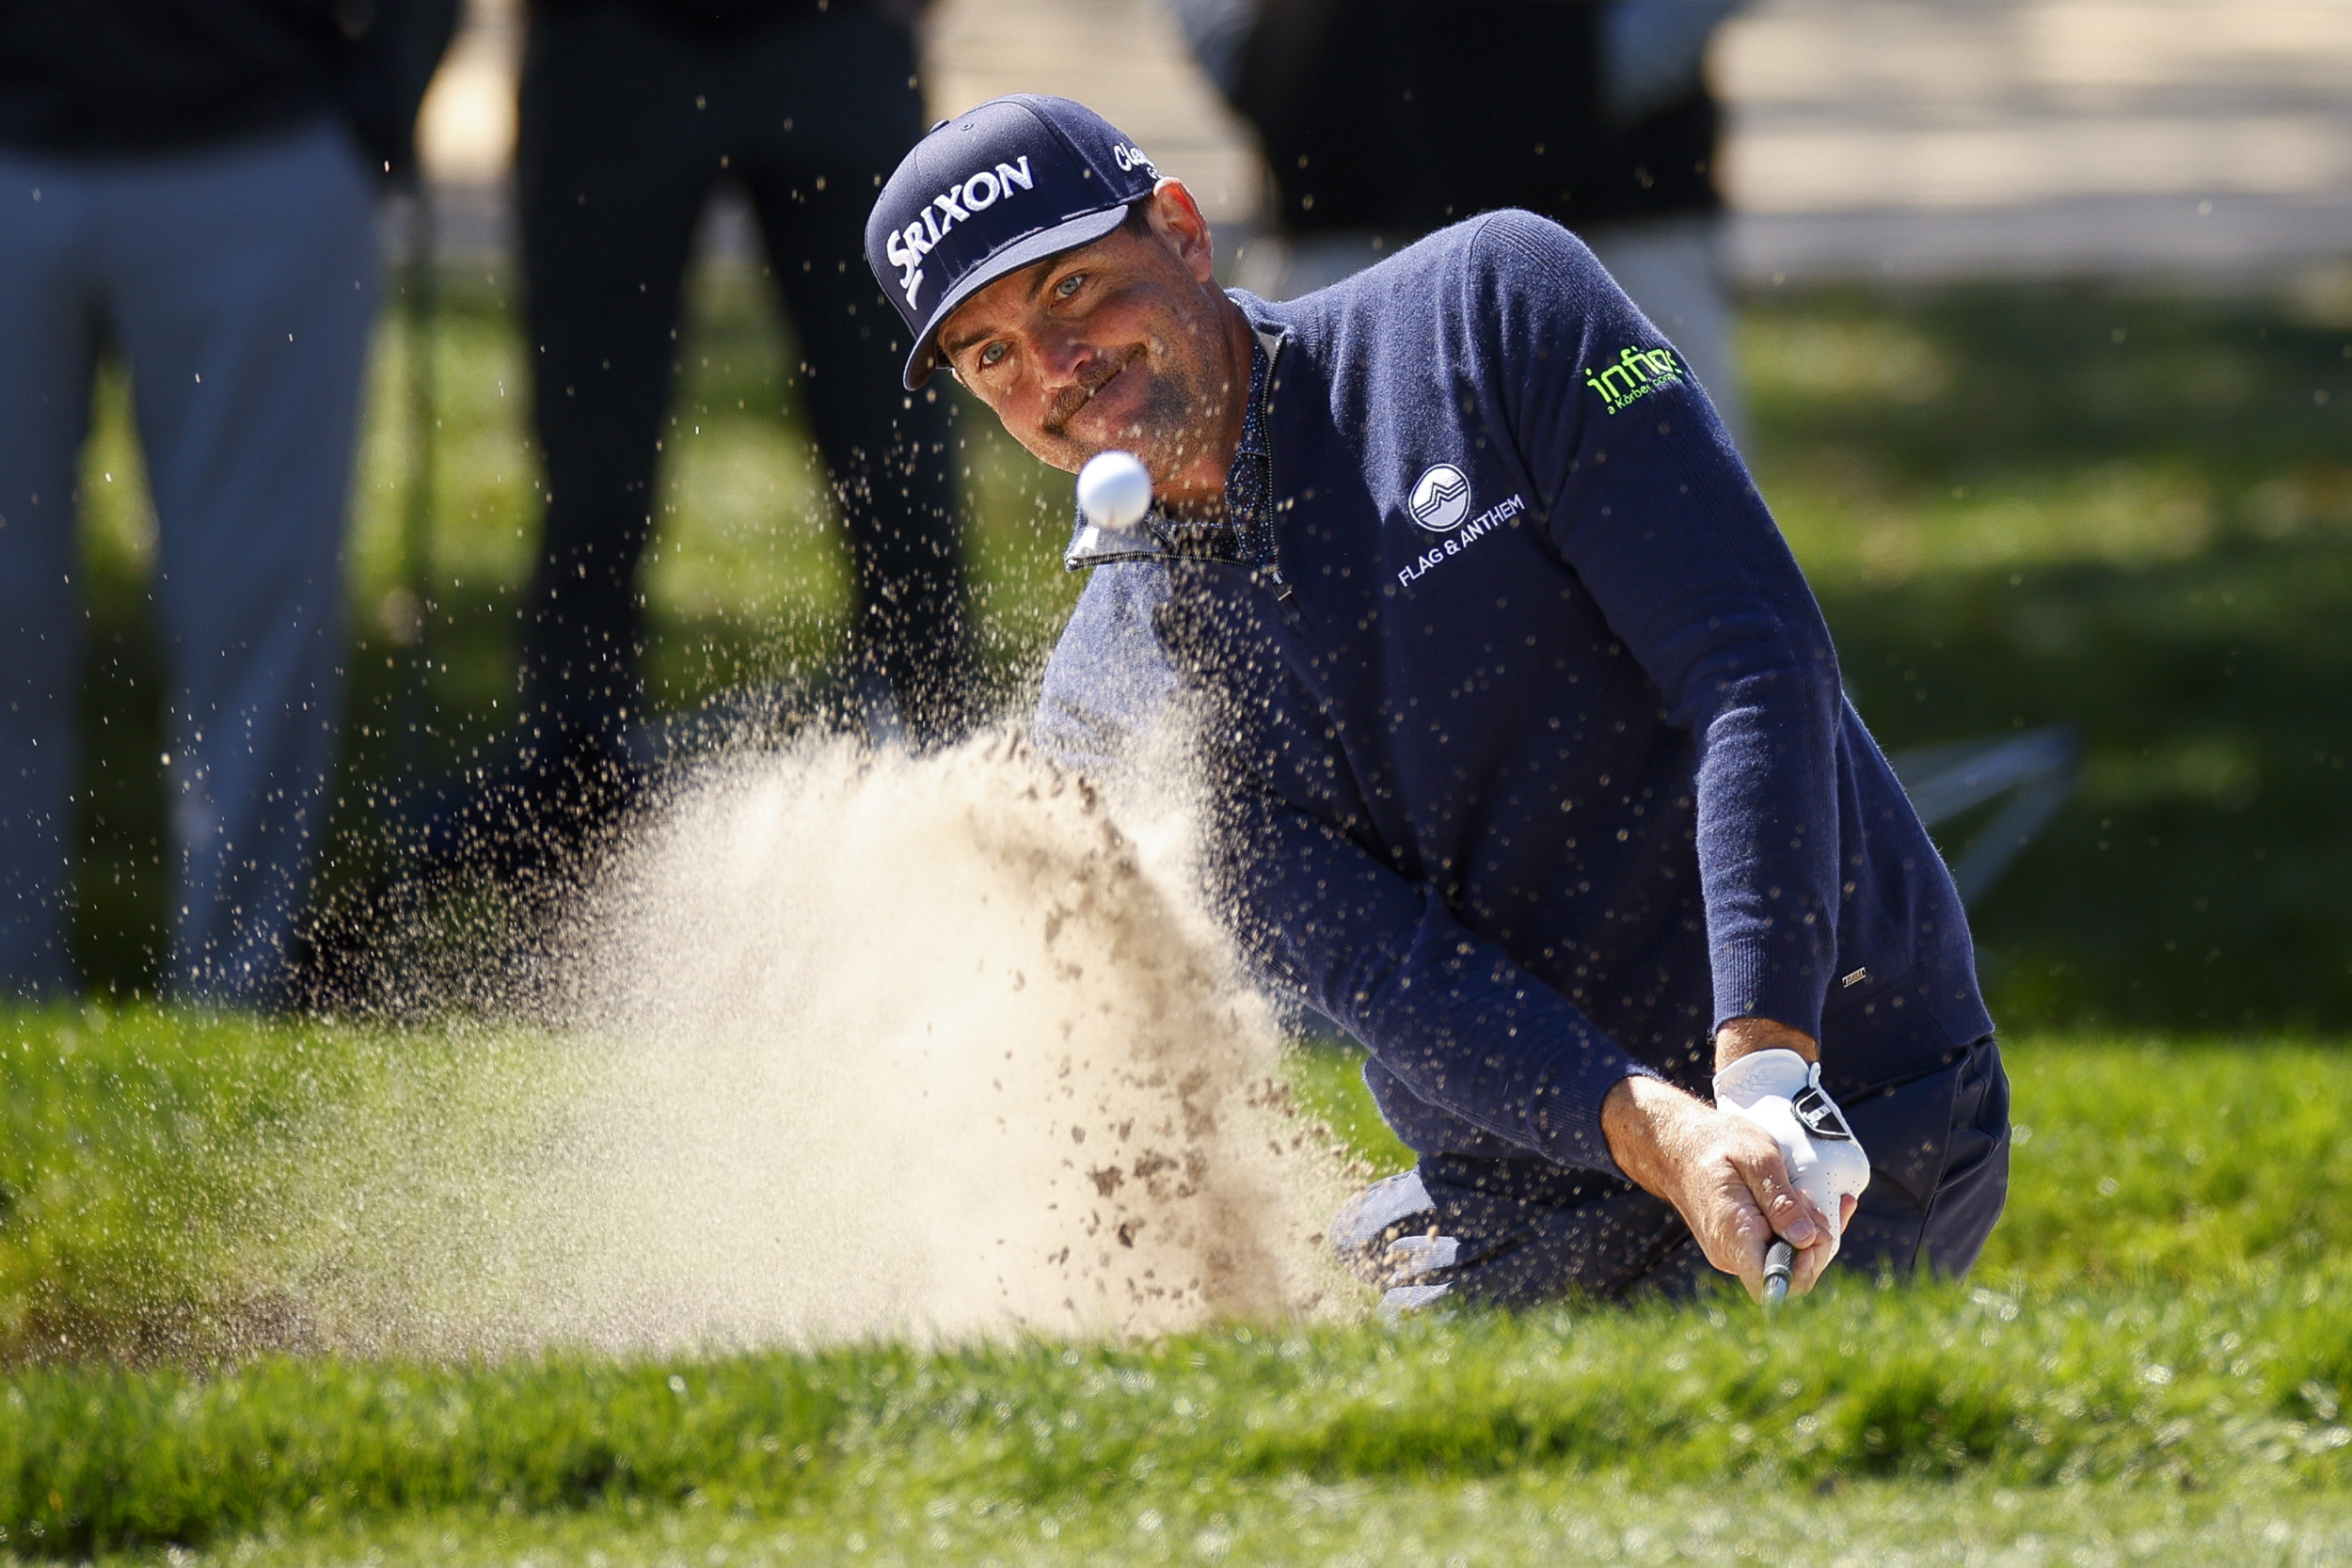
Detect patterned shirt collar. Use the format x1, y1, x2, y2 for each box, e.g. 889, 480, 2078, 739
1063, 336, 1275, 571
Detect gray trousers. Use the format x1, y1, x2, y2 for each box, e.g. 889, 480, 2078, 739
1334, 1033, 2011, 1311
0, 119, 376, 1000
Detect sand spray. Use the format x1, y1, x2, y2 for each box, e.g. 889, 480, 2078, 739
283, 733, 1354, 1354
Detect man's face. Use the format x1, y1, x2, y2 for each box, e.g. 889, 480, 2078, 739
933, 184, 1240, 487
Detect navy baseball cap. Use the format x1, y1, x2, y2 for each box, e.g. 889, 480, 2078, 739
866, 95, 1161, 389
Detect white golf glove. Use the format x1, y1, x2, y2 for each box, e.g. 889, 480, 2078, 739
1713, 1048, 1871, 1259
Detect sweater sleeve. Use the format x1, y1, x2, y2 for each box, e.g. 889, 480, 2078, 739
1033, 563, 1184, 783
1473, 213, 1846, 1042
1209, 769, 1657, 1179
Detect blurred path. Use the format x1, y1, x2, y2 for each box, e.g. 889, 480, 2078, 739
419, 0, 2352, 282
922, 0, 1262, 226
1721, 0, 2352, 282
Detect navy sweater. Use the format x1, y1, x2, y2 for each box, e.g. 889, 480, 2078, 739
1036, 212, 1993, 1181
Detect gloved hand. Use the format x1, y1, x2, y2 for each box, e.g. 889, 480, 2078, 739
1712, 1048, 1871, 1261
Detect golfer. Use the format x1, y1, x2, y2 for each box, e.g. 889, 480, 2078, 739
866, 97, 2009, 1309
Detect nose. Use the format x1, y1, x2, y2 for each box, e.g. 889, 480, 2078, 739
1034, 320, 1099, 387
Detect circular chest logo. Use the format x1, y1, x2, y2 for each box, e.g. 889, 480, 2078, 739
1408, 464, 1471, 532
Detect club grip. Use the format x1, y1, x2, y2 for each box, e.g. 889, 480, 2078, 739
1761, 1238, 1795, 1307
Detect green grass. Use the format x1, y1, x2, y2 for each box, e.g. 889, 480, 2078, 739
0, 1005, 319, 1362
4, 1267, 2352, 1559
1740, 285, 2352, 1031
44, 1478, 2352, 1567
0, 1006, 556, 1369
3, 1006, 2351, 1561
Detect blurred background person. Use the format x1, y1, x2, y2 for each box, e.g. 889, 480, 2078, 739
423, 0, 975, 870
0, 0, 452, 1002
1169, 0, 1747, 439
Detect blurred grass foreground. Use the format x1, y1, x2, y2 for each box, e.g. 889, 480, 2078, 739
0, 1006, 2349, 1562
61, 263, 2352, 1031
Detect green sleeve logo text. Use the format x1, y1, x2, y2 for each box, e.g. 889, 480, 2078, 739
1585, 344, 1685, 413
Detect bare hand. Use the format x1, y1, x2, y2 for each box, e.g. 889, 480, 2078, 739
1600, 1075, 1854, 1301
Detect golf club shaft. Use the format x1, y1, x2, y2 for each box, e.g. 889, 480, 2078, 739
1762, 1238, 1794, 1307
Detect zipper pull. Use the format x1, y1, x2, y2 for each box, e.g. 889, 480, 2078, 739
1264, 564, 1305, 629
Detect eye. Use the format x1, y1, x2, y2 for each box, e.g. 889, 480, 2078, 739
977, 341, 1009, 370
1053, 271, 1086, 301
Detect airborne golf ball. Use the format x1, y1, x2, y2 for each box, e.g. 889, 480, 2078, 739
1076, 451, 1153, 530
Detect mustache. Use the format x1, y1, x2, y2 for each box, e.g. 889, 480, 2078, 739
1041, 346, 1146, 439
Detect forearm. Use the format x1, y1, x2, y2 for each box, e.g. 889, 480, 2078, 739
1599, 1071, 1709, 1201
1608, 1018, 1820, 1190
1714, 1015, 1817, 1073
1609, 1016, 1820, 1184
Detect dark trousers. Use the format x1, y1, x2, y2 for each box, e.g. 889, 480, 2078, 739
516, 0, 969, 748
1333, 1033, 2011, 1309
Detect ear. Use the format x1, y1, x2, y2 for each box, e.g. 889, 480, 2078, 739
1143, 179, 1216, 283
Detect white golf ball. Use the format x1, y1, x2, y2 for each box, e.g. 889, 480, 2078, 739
1076, 451, 1153, 530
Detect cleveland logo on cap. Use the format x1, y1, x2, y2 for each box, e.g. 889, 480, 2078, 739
884, 157, 1039, 309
